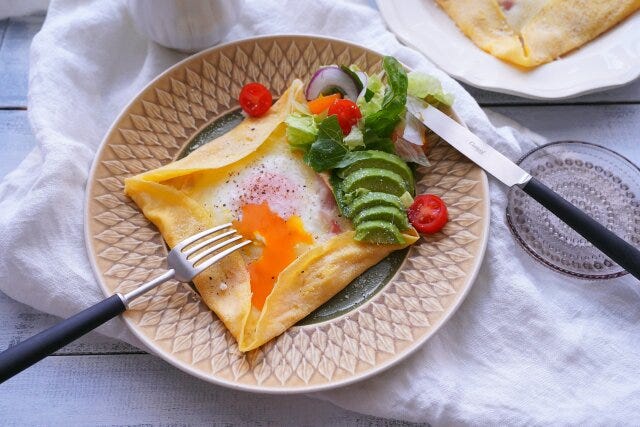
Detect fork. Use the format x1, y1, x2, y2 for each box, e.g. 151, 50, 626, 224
0, 223, 251, 383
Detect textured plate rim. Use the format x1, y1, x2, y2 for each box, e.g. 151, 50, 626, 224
84, 34, 490, 394
376, 0, 640, 100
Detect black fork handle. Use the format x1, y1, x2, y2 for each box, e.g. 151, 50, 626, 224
522, 177, 640, 279
0, 294, 126, 383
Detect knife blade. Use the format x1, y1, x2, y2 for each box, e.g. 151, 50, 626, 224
407, 98, 640, 281
407, 98, 532, 187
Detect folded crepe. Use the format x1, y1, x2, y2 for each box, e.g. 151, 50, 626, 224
436, 0, 640, 67
125, 80, 418, 351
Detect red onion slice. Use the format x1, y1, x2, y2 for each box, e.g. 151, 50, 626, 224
305, 66, 360, 101
355, 71, 368, 99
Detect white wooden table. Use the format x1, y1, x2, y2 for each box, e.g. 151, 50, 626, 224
1, 12, 639, 426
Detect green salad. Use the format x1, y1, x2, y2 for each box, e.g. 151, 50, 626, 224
285, 56, 454, 244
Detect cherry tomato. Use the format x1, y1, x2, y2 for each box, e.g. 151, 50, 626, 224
239, 82, 272, 117
407, 194, 448, 234
327, 99, 362, 135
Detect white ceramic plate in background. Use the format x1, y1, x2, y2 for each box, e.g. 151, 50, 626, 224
377, 0, 640, 100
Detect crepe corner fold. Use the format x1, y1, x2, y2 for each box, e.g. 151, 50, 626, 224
122, 79, 418, 351
436, 0, 640, 67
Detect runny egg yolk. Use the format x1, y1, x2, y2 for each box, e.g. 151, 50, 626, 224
233, 202, 313, 310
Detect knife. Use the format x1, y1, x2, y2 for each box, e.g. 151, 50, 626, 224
406, 98, 640, 281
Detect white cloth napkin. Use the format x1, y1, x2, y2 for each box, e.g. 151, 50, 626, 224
1, 0, 640, 424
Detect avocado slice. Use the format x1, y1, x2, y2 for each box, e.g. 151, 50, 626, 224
341, 168, 409, 198
337, 150, 415, 192
329, 172, 348, 216
346, 191, 404, 218
354, 220, 406, 245
353, 206, 410, 230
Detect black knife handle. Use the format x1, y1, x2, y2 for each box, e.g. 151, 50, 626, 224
521, 177, 640, 279
0, 294, 126, 384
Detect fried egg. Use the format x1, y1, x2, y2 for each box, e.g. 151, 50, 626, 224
190, 128, 350, 244
184, 125, 352, 310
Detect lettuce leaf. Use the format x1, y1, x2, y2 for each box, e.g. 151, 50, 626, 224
362, 129, 395, 154
407, 71, 454, 108
363, 56, 408, 140
303, 115, 349, 171
343, 126, 364, 150
357, 72, 385, 117
285, 113, 318, 151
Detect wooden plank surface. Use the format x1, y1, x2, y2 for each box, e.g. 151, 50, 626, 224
0, 110, 34, 178
489, 104, 640, 164
0, 290, 140, 355
0, 15, 43, 107
0, 354, 420, 426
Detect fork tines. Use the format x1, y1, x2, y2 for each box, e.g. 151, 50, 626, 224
179, 223, 251, 273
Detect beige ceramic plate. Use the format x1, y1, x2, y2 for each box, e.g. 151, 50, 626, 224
85, 35, 489, 393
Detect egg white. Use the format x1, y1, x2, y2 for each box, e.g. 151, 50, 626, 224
193, 134, 350, 244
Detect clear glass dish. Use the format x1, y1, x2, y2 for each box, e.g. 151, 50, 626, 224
506, 141, 640, 279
